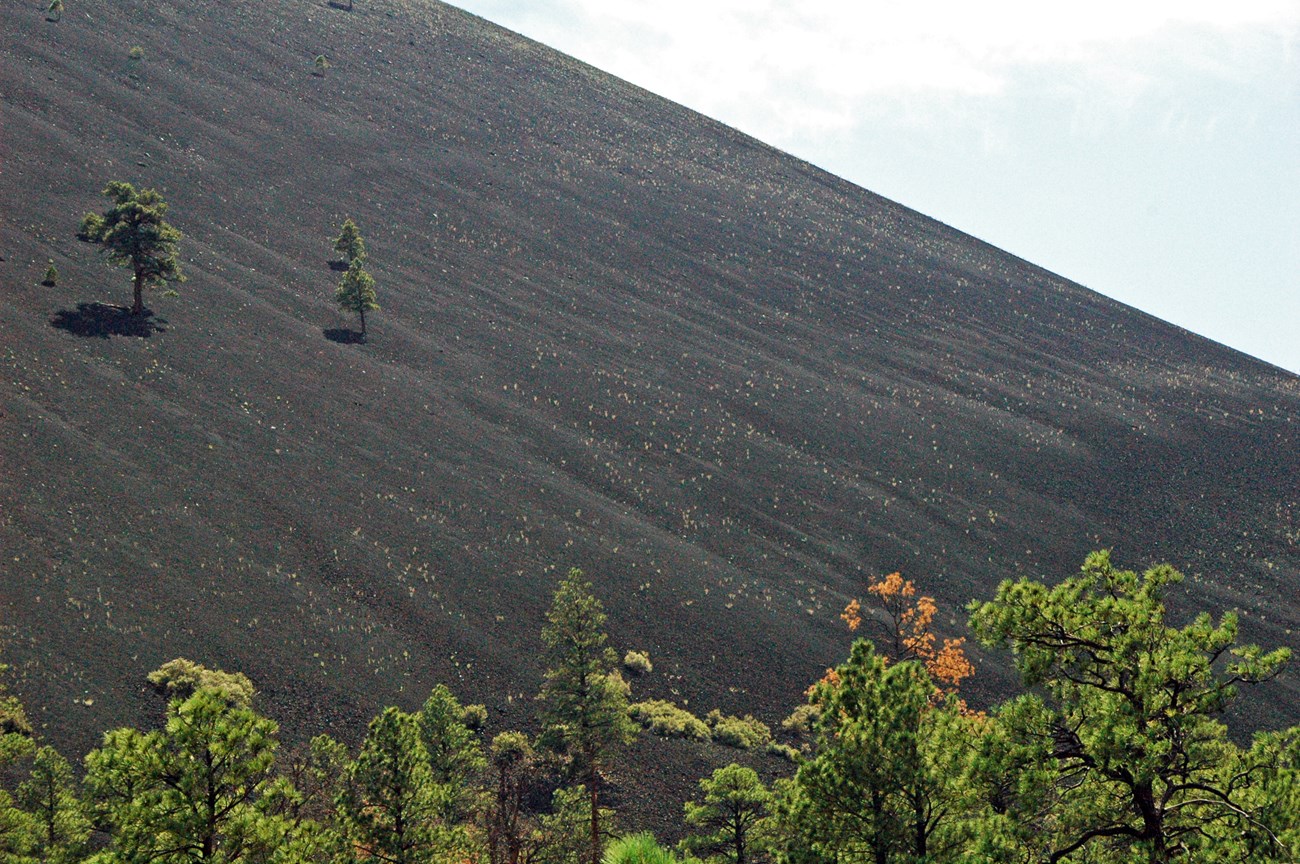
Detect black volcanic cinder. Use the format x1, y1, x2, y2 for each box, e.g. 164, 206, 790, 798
1, 0, 1297, 836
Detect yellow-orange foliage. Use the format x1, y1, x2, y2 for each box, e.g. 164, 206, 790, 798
842, 572, 976, 702
808, 666, 841, 697
840, 598, 862, 631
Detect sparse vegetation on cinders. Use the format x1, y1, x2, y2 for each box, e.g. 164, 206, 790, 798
627, 700, 710, 741
145, 658, 255, 707
622, 650, 652, 675
459, 702, 488, 731
705, 710, 771, 750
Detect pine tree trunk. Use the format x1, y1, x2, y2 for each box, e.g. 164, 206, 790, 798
589, 774, 601, 864
914, 798, 927, 861
359, 307, 367, 336
871, 788, 888, 864
132, 266, 144, 315
1136, 783, 1167, 864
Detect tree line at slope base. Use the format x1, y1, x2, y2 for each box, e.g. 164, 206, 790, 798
3, 552, 1300, 864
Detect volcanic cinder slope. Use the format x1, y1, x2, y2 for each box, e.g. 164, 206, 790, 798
2, 0, 1298, 823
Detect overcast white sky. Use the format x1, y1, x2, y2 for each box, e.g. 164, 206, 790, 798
449, 1, 1300, 374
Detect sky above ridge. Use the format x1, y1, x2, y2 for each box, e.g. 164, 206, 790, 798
448, 0, 1300, 374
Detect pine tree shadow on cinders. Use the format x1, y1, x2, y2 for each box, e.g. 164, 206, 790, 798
323, 327, 365, 344
50, 303, 166, 338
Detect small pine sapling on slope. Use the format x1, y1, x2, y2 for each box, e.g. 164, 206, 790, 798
335, 259, 378, 337
332, 218, 365, 264
126, 46, 145, 79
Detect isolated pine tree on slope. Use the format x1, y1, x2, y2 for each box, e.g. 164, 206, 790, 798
79, 182, 184, 315
336, 259, 378, 337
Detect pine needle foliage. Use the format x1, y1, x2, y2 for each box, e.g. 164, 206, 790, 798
538, 568, 636, 864
335, 258, 378, 336
78, 181, 184, 315
604, 832, 678, 864
969, 550, 1296, 863
333, 218, 365, 263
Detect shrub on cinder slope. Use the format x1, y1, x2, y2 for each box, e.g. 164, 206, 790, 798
628, 700, 710, 741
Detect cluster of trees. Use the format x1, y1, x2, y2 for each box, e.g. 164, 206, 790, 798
74, 184, 379, 339
0, 569, 645, 864
3, 554, 1299, 864
775, 553, 1300, 864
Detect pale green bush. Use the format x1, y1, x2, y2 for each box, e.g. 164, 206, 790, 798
623, 650, 653, 675
628, 700, 710, 741
706, 710, 771, 750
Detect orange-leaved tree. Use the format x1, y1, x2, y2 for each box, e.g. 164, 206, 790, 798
781, 576, 989, 864
841, 572, 975, 699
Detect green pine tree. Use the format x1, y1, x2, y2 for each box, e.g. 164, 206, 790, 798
335, 259, 378, 337
333, 218, 366, 264
680, 764, 771, 864
486, 732, 535, 864
339, 706, 471, 864
419, 685, 486, 825
537, 568, 636, 864
78, 181, 184, 315
782, 641, 982, 864
969, 550, 1298, 863
15, 746, 90, 864
0, 663, 36, 864
533, 786, 612, 864
84, 686, 308, 864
